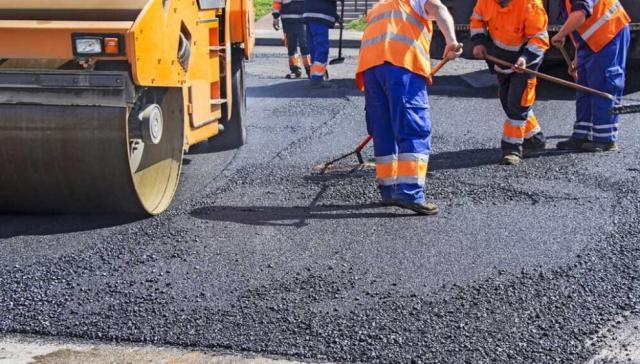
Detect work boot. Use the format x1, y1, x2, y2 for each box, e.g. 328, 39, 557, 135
380, 198, 396, 207
324, 70, 330, 81
285, 70, 302, 79
556, 137, 587, 151
501, 153, 522, 166
285, 66, 303, 79
396, 201, 439, 216
581, 141, 619, 152
305, 66, 311, 78
522, 137, 546, 155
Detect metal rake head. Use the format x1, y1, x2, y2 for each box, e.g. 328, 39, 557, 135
611, 103, 640, 115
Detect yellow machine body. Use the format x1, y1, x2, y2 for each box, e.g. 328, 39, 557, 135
0, 0, 255, 215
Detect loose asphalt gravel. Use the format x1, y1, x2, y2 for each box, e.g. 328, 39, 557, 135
2, 47, 640, 363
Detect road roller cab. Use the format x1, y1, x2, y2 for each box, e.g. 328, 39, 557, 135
0, 0, 254, 215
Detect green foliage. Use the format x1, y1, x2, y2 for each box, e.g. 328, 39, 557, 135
346, 16, 367, 31
255, 0, 273, 19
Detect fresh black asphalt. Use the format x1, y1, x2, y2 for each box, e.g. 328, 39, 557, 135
1, 47, 640, 363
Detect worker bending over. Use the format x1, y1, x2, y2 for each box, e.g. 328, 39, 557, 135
303, 0, 338, 85
273, 0, 311, 78
355, 0, 462, 215
553, 0, 631, 152
470, 0, 550, 165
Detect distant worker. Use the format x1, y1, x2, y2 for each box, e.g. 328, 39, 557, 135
552, 0, 630, 152
303, 0, 338, 85
470, 0, 550, 165
273, 0, 311, 78
355, 0, 462, 215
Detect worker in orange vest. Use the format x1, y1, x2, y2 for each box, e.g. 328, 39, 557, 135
470, 0, 550, 165
355, 0, 462, 215
552, 0, 630, 152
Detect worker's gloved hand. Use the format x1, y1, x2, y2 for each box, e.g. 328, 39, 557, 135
272, 14, 281, 31
551, 33, 566, 48
512, 57, 527, 73
473, 44, 487, 60
443, 42, 463, 60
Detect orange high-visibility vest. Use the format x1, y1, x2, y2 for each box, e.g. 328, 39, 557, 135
470, 0, 549, 55
564, 0, 630, 53
355, 0, 433, 91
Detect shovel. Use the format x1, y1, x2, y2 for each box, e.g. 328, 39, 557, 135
329, 0, 346, 66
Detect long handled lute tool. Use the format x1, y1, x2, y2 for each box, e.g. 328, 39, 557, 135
317, 55, 458, 172
329, 0, 346, 66
485, 54, 640, 115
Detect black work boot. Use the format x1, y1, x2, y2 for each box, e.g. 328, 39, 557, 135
285, 66, 302, 79
501, 152, 523, 166
304, 66, 311, 78
556, 138, 587, 151
581, 141, 619, 152
523, 134, 546, 155
396, 201, 439, 216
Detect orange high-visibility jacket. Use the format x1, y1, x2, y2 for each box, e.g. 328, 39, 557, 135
564, 0, 630, 53
470, 0, 550, 64
355, 0, 433, 91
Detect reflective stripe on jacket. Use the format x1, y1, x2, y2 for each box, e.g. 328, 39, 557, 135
355, 0, 433, 91
564, 0, 630, 52
470, 0, 550, 65
303, 0, 338, 27
273, 0, 304, 19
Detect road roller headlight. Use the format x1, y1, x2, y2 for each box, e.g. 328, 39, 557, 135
74, 37, 103, 55
72, 34, 125, 57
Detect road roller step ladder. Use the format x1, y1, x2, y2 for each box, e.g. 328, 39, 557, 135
0, 0, 255, 215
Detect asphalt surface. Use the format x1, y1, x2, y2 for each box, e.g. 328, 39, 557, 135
2, 47, 640, 363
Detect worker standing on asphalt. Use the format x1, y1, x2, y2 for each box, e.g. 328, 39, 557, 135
273, 0, 312, 78
355, 0, 462, 215
303, 0, 338, 85
552, 0, 631, 152
470, 0, 550, 165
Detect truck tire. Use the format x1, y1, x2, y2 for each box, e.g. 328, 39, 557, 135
214, 47, 247, 151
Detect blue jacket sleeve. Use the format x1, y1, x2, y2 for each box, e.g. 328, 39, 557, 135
570, 0, 594, 18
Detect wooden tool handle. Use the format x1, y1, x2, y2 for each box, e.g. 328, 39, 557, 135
558, 46, 574, 69
355, 135, 373, 152
484, 54, 616, 102
430, 44, 463, 77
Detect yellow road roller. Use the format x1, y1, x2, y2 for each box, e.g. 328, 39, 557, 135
0, 0, 254, 215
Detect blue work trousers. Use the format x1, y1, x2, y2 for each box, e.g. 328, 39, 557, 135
364, 63, 432, 204
306, 21, 330, 81
573, 26, 630, 143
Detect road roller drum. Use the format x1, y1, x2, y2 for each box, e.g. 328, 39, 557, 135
0, 0, 255, 215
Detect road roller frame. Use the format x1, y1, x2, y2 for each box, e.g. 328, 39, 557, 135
0, 0, 254, 215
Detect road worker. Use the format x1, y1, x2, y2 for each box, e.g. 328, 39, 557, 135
470, 0, 550, 165
273, 0, 311, 78
552, 0, 631, 152
355, 0, 462, 215
303, 0, 338, 85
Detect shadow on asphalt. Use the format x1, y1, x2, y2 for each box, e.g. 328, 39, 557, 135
0, 215, 140, 239
248, 69, 640, 102
190, 204, 408, 227
429, 144, 575, 171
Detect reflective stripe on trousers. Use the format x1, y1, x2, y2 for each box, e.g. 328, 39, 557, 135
497, 63, 545, 154
306, 21, 330, 81
573, 26, 629, 142
364, 63, 432, 204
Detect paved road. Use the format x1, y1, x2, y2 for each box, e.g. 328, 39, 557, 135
2, 47, 640, 363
